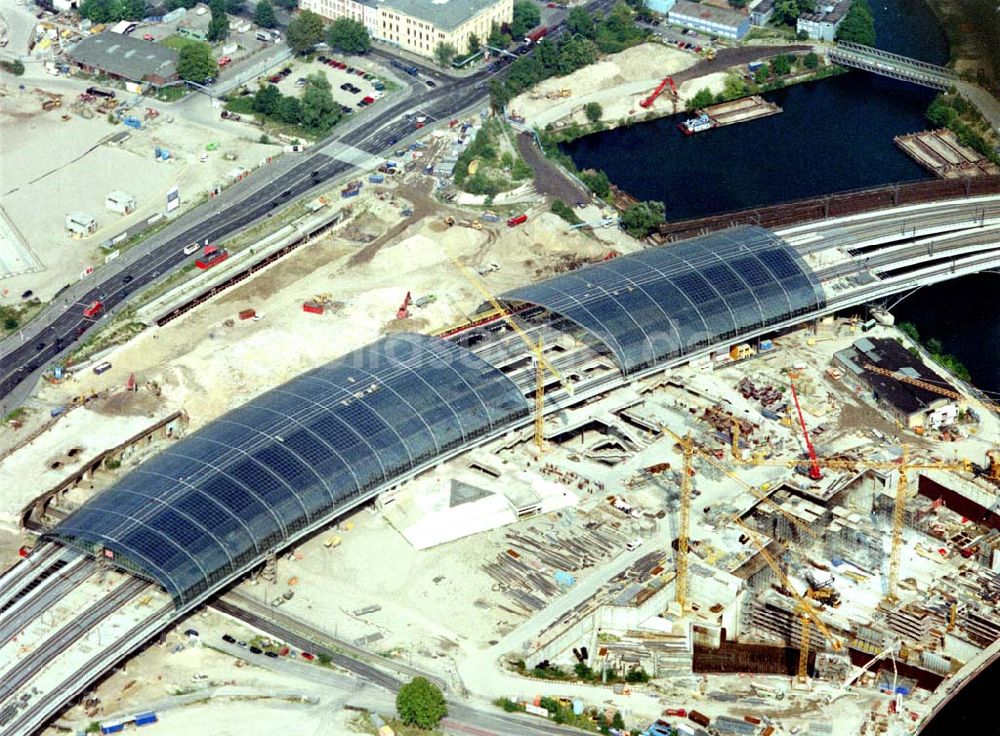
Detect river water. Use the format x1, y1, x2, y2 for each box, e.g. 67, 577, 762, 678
560, 0, 1000, 726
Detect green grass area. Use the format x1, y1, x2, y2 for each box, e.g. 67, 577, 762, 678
160, 35, 205, 52
453, 118, 532, 197
0, 299, 43, 337
350, 712, 444, 736
154, 84, 189, 102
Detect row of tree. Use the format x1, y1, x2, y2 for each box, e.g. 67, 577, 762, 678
284, 10, 371, 55
834, 0, 876, 46
225, 72, 344, 134
79, 0, 147, 24
566, 3, 648, 54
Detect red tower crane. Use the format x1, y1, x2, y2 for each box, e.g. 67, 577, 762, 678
788, 374, 822, 481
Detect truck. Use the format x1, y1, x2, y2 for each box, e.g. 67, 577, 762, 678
93, 361, 113, 375
238, 308, 256, 320
123, 116, 142, 129
83, 300, 104, 318
86, 86, 116, 98
524, 26, 549, 44
688, 711, 711, 728
389, 58, 419, 76
368, 173, 385, 183
507, 213, 528, 227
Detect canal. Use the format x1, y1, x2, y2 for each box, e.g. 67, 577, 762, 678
560, 0, 1000, 727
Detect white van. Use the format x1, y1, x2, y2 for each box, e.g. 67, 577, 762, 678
255, 30, 271, 42
626, 538, 643, 551
183, 243, 199, 255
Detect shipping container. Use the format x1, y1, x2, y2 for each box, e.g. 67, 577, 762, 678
368, 173, 385, 183
481, 213, 501, 222
507, 214, 528, 227
195, 246, 229, 270
303, 301, 325, 315
238, 309, 256, 320
689, 711, 711, 727
762, 727, 774, 736
744, 716, 762, 725
134, 712, 158, 726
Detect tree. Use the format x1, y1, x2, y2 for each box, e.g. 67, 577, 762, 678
396, 677, 447, 730
770, 54, 792, 77
253, 83, 282, 115
286, 9, 326, 54
434, 41, 458, 67
274, 95, 302, 124
467, 32, 481, 55
488, 22, 509, 49
688, 86, 715, 110
0, 59, 25, 76
226, 0, 244, 12
177, 41, 217, 83
611, 711, 626, 730
254, 0, 277, 28
772, 0, 801, 25
488, 78, 511, 111
80, 0, 147, 22
754, 64, 770, 84
803, 51, 819, 69
836, 0, 876, 46
166, 0, 198, 9
579, 169, 610, 199
327, 17, 371, 53
510, 0, 541, 39
584, 101, 603, 122
620, 200, 665, 238
207, 0, 228, 42
272, 0, 297, 7
557, 36, 597, 74
300, 72, 341, 133
566, 6, 595, 38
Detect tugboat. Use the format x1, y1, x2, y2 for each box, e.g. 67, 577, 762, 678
677, 113, 714, 136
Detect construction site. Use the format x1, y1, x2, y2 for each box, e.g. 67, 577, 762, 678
1, 20, 999, 736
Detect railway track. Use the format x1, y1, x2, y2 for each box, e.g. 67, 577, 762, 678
0, 598, 171, 736
0, 576, 149, 710
655, 176, 1000, 241
0, 558, 96, 645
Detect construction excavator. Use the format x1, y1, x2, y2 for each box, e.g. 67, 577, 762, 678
639, 76, 678, 109
396, 291, 411, 320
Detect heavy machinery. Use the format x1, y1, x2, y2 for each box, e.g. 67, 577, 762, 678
396, 291, 411, 320
748, 447, 973, 603
640, 76, 677, 109
788, 372, 822, 481
450, 256, 573, 452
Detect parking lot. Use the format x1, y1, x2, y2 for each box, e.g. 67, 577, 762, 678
250, 56, 391, 114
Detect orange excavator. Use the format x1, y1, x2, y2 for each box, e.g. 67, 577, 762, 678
640, 76, 677, 109
396, 291, 412, 320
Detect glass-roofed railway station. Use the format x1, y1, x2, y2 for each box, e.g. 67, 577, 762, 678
45, 226, 825, 608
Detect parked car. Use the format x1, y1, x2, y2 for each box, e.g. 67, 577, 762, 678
425, 79, 436, 87
300, 651, 316, 661
222, 634, 236, 643
249, 645, 263, 654
265, 651, 279, 658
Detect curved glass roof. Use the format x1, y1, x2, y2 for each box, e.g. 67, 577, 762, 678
45, 334, 529, 606
501, 226, 824, 375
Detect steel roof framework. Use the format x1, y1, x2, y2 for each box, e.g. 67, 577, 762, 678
45, 334, 529, 606
501, 226, 825, 375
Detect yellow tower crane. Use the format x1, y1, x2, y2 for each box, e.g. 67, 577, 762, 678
449, 256, 572, 452
659, 427, 819, 612
747, 449, 972, 603
658, 429, 843, 682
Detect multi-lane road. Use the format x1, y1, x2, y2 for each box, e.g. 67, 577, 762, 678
0, 0, 609, 416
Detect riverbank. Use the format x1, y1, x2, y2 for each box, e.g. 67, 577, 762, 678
924, 0, 1000, 85
510, 42, 813, 137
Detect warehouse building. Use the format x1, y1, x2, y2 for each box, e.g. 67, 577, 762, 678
667, 0, 751, 40
67, 32, 179, 87
835, 337, 960, 430
748, 0, 775, 26
300, 0, 513, 58
797, 0, 851, 41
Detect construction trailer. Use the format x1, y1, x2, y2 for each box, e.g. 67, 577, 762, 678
66, 212, 98, 237
105, 190, 136, 215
